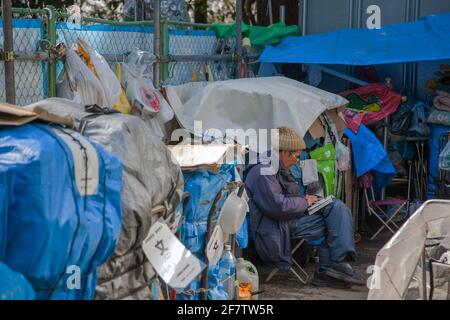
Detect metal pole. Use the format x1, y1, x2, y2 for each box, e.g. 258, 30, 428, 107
44, 6, 57, 97
316, 65, 368, 86
346, 0, 354, 90
422, 247, 427, 300
302, 0, 308, 36
268, 0, 273, 25
356, 0, 362, 28
402, 0, 411, 90
153, 0, 161, 88
412, 0, 421, 98
381, 116, 389, 200
236, 0, 243, 79
279, 5, 285, 24
161, 18, 169, 82
2, 0, 16, 104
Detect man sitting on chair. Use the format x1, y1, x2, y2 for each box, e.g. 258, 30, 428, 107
244, 127, 365, 287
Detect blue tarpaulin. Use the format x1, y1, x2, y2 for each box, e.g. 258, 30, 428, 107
345, 125, 396, 191
260, 12, 450, 65
0, 262, 35, 300
0, 123, 122, 300
178, 164, 248, 300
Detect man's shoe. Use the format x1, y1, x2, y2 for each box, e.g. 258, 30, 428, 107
324, 262, 366, 286
311, 271, 352, 289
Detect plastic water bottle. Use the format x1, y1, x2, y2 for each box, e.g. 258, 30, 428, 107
219, 244, 236, 300
236, 258, 259, 300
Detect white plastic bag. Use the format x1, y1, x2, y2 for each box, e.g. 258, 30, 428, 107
77, 39, 122, 108
336, 140, 351, 171
62, 48, 108, 108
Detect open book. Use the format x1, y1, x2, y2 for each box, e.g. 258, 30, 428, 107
307, 195, 335, 215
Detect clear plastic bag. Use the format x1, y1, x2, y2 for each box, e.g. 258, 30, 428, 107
336, 140, 351, 171
76, 39, 122, 108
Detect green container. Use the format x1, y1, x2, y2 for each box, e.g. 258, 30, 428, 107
310, 144, 336, 196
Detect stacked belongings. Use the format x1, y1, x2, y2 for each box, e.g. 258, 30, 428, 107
57, 40, 174, 141
23, 98, 184, 300
0, 103, 123, 299
168, 144, 248, 300
425, 65, 450, 199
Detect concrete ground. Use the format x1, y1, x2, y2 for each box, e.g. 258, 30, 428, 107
256, 231, 392, 300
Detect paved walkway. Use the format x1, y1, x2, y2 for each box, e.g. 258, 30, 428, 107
256, 232, 391, 300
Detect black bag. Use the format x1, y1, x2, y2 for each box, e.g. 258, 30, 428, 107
390, 102, 413, 135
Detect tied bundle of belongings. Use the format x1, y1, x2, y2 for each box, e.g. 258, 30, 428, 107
0, 102, 123, 300
23, 97, 184, 300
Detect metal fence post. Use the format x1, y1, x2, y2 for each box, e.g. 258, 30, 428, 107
161, 17, 169, 82
2, 0, 16, 104
153, 0, 161, 88
44, 5, 57, 97
235, 0, 243, 79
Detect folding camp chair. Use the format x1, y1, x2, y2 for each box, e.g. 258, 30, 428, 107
264, 237, 323, 285
361, 173, 408, 241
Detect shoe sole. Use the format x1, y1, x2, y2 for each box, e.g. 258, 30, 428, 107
324, 269, 366, 286
311, 278, 352, 289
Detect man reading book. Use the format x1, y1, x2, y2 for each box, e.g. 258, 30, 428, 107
244, 127, 365, 288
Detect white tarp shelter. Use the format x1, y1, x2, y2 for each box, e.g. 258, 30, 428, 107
368, 200, 450, 300
165, 76, 348, 146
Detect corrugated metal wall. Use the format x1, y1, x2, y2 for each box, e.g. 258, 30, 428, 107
300, 0, 450, 98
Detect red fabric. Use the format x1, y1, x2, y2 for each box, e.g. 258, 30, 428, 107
339, 83, 402, 130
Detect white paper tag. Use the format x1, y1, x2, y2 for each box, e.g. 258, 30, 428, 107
142, 221, 204, 289
206, 224, 224, 266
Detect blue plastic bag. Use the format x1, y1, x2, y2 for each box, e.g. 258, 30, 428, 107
0, 124, 122, 300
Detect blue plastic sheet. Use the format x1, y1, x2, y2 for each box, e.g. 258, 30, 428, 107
345, 125, 396, 191
0, 124, 122, 300
0, 262, 35, 300
178, 164, 248, 300
260, 12, 450, 65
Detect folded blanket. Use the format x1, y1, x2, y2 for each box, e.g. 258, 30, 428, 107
434, 90, 450, 112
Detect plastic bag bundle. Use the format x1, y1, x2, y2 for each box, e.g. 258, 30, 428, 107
0, 123, 122, 300
63, 48, 109, 107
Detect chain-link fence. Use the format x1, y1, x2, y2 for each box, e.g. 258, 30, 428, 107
163, 24, 236, 86
0, 11, 46, 105
1, 7, 248, 106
